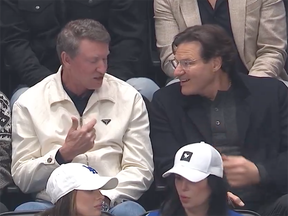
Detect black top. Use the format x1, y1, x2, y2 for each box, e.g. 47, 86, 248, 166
197, 0, 249, 75
202, 86, 241, 156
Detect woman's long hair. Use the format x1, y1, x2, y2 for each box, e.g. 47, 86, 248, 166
37, 191, 77, 216
160, 175, 228, 216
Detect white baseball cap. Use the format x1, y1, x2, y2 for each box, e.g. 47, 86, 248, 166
163, 142, 223, 182
46, 163, 118, 204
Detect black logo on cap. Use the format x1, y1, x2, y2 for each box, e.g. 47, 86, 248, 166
180, 151, 193, 162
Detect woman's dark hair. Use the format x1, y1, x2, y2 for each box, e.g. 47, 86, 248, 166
172, 24, 237, 76
160, 175, 228, 216
37, 191, 76, 216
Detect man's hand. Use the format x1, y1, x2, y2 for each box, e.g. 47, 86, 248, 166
227, 192, 244, 207
59, 117, 96, 162
223, 155, 260, 188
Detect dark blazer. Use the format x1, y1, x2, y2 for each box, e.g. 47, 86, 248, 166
1, 0, 147, 86
150, 73, 288, 198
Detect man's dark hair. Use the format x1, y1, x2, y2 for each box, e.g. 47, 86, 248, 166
172, 24, 237, 75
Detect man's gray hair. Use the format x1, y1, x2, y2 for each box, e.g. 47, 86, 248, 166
56, 19, 111, 62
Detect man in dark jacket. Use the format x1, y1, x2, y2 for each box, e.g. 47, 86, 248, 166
150, 24, 288, 216
1, 0, 159, 104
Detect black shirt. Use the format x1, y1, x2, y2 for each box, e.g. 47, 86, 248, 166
197, 0, 249, 75
202, 86, 241, 156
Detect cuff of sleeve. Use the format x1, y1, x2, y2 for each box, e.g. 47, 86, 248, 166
255, 163, 268, 185
42, 148, 61, 166
55, 149, 72, 165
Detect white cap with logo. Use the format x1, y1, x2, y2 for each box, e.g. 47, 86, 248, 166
163, 142, 223, 182
46, 163, 118, 204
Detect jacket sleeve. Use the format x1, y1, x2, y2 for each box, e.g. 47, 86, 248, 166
154, 0, 179, 78
1, 0, 52, 87
248, 0, 287, 78
257, 81, 288, 193
0, 92, 13, 192
150, 92, 180, 176
11, 102, 60, 193
101, 93, 154, 204
106, 0, 146, 81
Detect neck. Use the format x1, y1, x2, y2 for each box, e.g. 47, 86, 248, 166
62, 67, 88, 96
185, 203, 209, 216
200, 70, 231, 101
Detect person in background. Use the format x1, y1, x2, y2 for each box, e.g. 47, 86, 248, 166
154, 0, 288, 85
0, 91, 12, 213
39, 163, 118, 216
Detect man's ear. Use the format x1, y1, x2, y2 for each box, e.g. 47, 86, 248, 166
212, 56, 222, 72
61, 52, 71, 68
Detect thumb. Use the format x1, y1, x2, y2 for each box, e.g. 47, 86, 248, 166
70, 117, 79, 131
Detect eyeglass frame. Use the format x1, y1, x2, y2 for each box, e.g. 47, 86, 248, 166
169, 58, 199, 70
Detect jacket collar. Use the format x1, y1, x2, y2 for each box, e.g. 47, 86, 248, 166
48, 66, 116, 106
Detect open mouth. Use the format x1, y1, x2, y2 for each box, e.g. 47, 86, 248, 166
180, 79, 190, 83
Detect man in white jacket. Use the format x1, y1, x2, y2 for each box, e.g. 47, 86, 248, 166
11, 19, 153, 216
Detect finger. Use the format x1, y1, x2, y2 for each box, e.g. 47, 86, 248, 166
227, 192, 245, 207
222, 154, 228, 160
82, 118, 97, 131
70, 117, 79, 131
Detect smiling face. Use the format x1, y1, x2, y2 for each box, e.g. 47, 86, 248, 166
75, 189, 104, 216
61, 39, 109, 96
173, 41, 218, 96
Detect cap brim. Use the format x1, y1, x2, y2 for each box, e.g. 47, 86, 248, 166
162, 166, 209, 183
76, 176, 118, 191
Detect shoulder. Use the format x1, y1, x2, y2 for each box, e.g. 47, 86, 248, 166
238, 74, 287, 96
104, 74, 141, 98
15, 74, 56, 106
153, 82, 182, 102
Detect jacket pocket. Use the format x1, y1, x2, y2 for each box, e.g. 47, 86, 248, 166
18, 0, 60, 31
18, 0, 54, 12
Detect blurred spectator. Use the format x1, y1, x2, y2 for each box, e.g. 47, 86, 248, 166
154, 0, 288, 84
0, 92, 12, 186
0, 91, 12, 213
1, 0, 159, 105
12, 19, 153, 216
150, 25, 288, 215
39, 163, 118, 216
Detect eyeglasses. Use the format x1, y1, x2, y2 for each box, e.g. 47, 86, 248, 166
169, 59, 197, 70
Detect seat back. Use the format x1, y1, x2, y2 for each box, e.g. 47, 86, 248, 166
0, 210, 41, 216
235, 209, 261, 216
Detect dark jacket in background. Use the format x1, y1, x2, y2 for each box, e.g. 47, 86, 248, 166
150, 73, 288, 207
1, 0, 148, 87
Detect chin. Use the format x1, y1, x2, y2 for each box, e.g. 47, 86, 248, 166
181, 88, 196, 96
